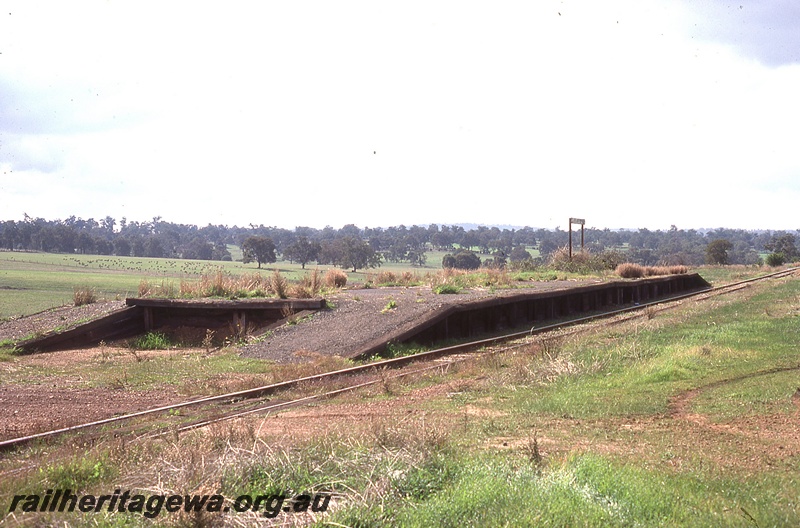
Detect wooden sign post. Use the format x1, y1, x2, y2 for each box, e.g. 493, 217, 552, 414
568, 217, 585, 259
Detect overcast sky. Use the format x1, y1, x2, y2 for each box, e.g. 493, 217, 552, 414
1, 1, 799, 231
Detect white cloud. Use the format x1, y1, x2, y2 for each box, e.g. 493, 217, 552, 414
1, 0, 798, 230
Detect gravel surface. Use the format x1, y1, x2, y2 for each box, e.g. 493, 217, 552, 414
0, 300, 127, 343
239, 281, 593, 362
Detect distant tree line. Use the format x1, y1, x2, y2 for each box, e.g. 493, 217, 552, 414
0, 215, 797, 270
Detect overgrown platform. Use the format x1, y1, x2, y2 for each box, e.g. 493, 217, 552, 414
16, 274, 709, 356
17, 298, 326, 353
351, 273, 711, 359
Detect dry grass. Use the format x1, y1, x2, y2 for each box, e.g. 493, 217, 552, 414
324, 269, 348, 288
374, 270, 397, 285
616, 263, 646, 278
615, 263, 688, 279
425, 268, 469, 289
136, 268, 338, 300
368, 270, 422, 287
270, 269, 289, 299
647, 265, 688, 276
480, 267, 512, 287
72, 286, 97, 306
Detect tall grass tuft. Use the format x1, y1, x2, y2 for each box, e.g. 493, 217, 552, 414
375, 270, 397, 285
616, 263, 645, 278
204, 269, 229, 297
73, 286, 97, 306
138, 279, 151, 297
306, 268, 322, 294
616, 263, 688, 278
270, 269, 289, 299
324, 268, 348, 288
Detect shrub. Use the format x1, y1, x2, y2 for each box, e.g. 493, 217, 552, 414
442, 250, 481, 270
73, 286, 97, 306
616, 263, 645, 278
765, 252, 786, 267
324, 269, 348, 288
454, 251, 482, 270
550, 248, 621, 273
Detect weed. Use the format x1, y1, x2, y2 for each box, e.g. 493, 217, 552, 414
202, 329, 215, 353
109, 370, 128, 389
524, 431, 544, 468
0, 345, 20, 361
379, 367, 394, 395
132, 331, 171, 350
72, 285, 97, 306
539, 336, 562, 361
433, 283, 460, 294
281, 303, 296, 321
391, 452, 460, 500
306, 268, 322, 294
138, 278, 151, 297
384, 341, 426, 358
381, 299, 398, 313
41, 455, 116, 489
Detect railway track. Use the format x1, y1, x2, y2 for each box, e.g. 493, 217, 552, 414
1, 267, 796, 454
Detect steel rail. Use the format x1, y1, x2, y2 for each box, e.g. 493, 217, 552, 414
1, 267, 796, 453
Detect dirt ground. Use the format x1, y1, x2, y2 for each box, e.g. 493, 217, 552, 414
0, 346, 189, 442
241, 362, 800, 476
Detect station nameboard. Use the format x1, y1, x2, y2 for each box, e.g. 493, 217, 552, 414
569, 218, 585, 225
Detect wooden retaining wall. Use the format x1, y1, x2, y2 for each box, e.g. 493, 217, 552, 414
350, 273, 710, 360
17, 298, 326, 353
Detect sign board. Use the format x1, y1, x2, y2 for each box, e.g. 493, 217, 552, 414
569, 218, 585, 225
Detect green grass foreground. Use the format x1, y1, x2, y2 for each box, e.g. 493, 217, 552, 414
318, 277, 799, 526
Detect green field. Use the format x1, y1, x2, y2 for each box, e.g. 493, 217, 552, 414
0, 249, 450, 319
